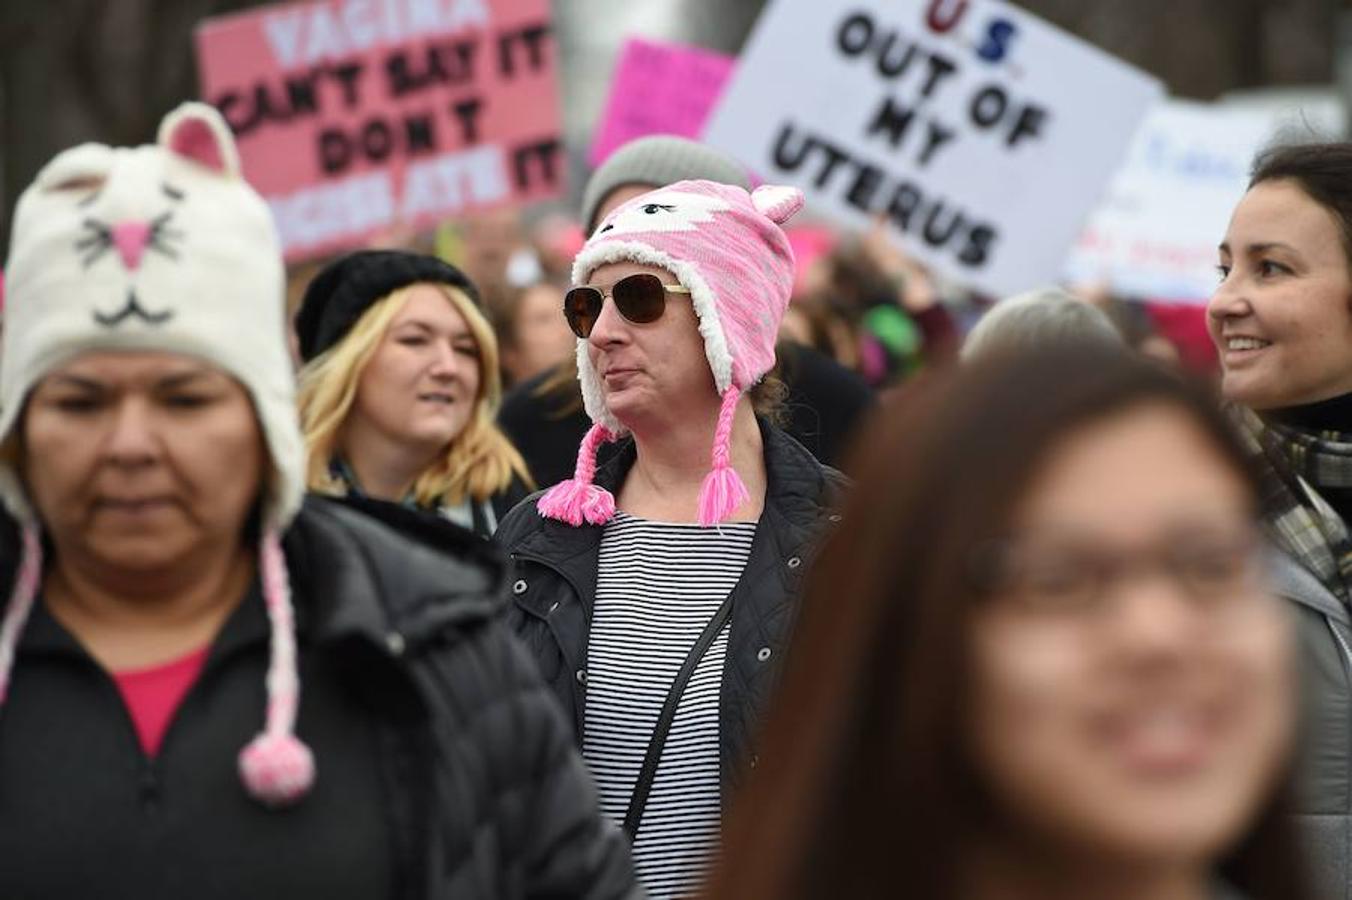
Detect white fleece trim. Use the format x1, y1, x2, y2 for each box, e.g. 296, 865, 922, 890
572, 241, 735, 422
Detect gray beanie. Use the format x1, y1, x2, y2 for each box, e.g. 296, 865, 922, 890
961, 288, 1125, 362
580, 135, 751, 233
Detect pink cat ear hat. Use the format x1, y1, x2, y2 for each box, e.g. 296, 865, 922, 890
538, 179, 804, 528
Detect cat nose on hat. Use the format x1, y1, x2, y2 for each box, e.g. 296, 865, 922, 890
111, 220, 153, 271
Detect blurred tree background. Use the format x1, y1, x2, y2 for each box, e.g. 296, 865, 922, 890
0, 0, 1341, 251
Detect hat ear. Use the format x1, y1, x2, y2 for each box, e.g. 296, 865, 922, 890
157, 102, 241, 177
32, 143, 115, 192
751, 184, 804, 224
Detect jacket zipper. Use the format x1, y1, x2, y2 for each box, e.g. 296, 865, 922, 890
86, 644, 226, 812
1331, 618, 1352, 680
80, 658, 164, 811
1327, 620, 1352, 817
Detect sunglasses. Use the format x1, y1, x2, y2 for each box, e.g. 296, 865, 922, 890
563, 273, 692, 339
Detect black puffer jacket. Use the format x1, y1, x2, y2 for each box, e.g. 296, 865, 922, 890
496, 420, 846, 795
0, 499, 638, 900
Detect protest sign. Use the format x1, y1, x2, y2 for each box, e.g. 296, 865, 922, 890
196, 0, 562, 260
589, 38, 736, 167
1064, 95, 1344, 302
702, 0, 1163, 298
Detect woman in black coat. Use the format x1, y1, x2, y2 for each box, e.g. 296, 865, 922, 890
0, 102, 633, 899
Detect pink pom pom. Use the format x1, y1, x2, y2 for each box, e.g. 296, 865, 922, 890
538, 480, 616, 526
698, 464, 750, 527
239, 732, 315, 807
580, 483, 616, 523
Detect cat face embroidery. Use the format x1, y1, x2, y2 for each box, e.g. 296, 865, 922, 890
77, 182, 185, 326
596, 190, 732, 236
19, 105, 254, 330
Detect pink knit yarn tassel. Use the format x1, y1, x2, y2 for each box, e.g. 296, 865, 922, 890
538, 423, 617, 526
0, 527, 42, 704
698, 387, 749, 527
238, 529, 315, 807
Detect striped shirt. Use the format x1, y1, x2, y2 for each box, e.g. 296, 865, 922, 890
583, 512, 757, 899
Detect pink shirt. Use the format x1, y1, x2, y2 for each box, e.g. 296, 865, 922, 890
111, 646, 210, 757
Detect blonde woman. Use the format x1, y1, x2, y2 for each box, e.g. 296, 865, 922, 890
296, 250, 533, 536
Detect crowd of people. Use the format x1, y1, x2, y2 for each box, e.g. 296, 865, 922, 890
0, 96, 1348, 900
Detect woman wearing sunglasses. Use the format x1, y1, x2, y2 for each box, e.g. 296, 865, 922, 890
294, 250, 532, 537
496, 180, 847, 898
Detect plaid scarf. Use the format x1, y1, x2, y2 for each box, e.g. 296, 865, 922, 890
329, 456, 426, 510
1235, 405, 1352, 605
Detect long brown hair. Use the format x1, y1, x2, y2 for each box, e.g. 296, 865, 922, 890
704, 347, 1308, 900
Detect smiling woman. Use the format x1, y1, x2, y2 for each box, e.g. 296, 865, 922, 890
1211, 177, 1352, 409
1208, 141, 1352, 898
295, 250, 533, 537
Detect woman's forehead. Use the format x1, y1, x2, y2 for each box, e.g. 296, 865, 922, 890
44, 350, 228, 386
1228, 180, 1344, 256
1010, 403, 1252, 537
392, 283, 473, 332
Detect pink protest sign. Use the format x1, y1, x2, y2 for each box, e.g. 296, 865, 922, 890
196, 0, 562, 261
589, 37, 735, 167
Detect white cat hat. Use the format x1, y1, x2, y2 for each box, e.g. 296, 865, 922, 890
0, 102, 310, 806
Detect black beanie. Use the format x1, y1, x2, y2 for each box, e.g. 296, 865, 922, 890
294, 250, 481, 362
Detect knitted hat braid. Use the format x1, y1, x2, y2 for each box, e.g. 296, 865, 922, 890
698, 386, 750, 527
237, 529, 315, 806
0, 527, 43, 703
537, 422, 619, 526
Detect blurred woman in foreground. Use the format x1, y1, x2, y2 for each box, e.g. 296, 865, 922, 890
0, 103, 633, 897
705, 348, 1306, 900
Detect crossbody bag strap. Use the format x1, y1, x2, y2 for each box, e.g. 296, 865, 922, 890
622, 591, 735, 840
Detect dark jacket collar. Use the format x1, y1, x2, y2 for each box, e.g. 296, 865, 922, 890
599, 416, 838, 528
509, 418, 841, 618
284, 497, 506, 648
12, 496, 508, 661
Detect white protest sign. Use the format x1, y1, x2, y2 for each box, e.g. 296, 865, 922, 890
702, 0, 1163, 298
1065, 95, 1344, 303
